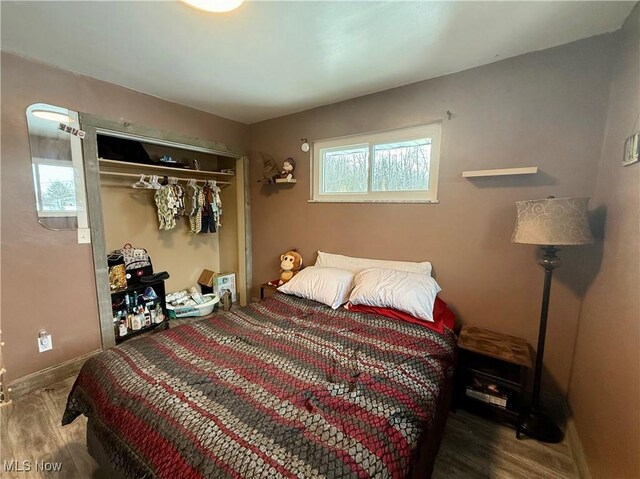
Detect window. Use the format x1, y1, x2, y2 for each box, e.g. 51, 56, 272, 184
32, 159, 79, 216
311, 123, 441, 203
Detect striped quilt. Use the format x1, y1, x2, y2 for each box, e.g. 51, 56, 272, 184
63, 293, 456, 479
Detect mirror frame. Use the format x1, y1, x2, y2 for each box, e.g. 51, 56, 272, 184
26, 103, 88, 231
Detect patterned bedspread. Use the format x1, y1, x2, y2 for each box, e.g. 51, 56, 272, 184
63, 293, 456, 479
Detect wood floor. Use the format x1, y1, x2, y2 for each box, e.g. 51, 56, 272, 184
0, 374, 579, 479
432, 409, 578, 478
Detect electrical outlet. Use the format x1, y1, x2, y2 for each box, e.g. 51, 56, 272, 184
37, 332, 53, 353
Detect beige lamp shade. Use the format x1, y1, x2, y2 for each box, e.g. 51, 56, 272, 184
512, 197, 593, 245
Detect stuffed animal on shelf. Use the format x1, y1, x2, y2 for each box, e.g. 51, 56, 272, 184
268, 250, 303, 286
280, 158, 296, 180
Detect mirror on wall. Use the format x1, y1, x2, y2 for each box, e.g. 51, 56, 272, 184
26, 103, 88, 230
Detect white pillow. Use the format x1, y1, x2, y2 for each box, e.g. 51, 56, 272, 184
277, 266, 355, 309
348, 268, 441, 322
315, 251, 432, 276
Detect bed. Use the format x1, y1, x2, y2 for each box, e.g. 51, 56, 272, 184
63, 293, 457, 478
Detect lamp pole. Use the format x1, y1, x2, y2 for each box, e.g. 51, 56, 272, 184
518, 245, 563, 443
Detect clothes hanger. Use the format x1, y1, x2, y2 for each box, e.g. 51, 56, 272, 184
149, 175, 161, 189
132, 175, 151, 189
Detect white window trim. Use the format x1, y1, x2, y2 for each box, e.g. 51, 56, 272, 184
310, 122, 442, 203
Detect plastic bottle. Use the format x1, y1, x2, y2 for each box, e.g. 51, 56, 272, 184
154, 303, 165, 324
143, 305, 151, 326
190, 287, 205, 305
131, 314, 142, 331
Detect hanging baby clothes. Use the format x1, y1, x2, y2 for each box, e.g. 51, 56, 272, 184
200, 182, 216, 233
173, 183, 185, 218
187, 185, 204, 234
210, 181, 223, 228
154, 185, 177, 230
184, 182, 197, 219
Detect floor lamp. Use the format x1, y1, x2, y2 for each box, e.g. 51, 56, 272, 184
512, 196, 593, 443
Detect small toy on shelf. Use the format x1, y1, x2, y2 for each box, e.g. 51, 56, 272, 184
268, 250, 303, 286
280, 158, 295, 180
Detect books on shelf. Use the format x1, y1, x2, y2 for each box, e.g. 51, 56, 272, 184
466, 378, 508, 408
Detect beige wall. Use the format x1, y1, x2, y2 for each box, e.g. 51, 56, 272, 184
100, 147, 242, 294
568, 5, 640, 478
248, 33, 616, 396
0, 52, 248, 381
100, 178, 222, 293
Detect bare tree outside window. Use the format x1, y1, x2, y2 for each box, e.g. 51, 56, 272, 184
313, 123, 441, 202
41, 180, 76, 211
33, 163, 78, 213
322, 147, 368, 193
372, 140, 431, 192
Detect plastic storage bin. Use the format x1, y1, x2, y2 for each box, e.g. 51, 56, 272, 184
167, 294, 219, 318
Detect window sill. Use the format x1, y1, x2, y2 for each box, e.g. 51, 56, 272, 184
307, 199, 439, 204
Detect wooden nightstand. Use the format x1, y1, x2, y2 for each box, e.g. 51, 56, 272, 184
259, 282, 279, 299
453, 326, 533, 436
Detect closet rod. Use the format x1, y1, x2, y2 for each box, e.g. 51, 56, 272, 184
99, 170, 232, 185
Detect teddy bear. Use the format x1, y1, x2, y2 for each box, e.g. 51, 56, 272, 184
268, 250, 303, 286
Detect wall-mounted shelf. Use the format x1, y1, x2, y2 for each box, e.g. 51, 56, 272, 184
462, 167, 538, 178
275, 178, 297, 184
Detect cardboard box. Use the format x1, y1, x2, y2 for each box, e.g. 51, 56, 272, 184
198, 269, 216, 288
215, 272, 237, 303
198, 270, 237, 302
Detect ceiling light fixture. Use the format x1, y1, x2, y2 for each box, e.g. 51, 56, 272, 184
181, 0, 244, 13
31, 110, 71, 123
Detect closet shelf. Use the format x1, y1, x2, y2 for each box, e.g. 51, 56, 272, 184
462, 167, 538, 178
99, 158, 235, 180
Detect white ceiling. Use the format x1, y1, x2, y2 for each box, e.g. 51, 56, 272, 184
1, 1, 635, 124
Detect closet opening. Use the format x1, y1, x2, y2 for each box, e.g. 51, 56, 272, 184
79, 115, 249, 349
